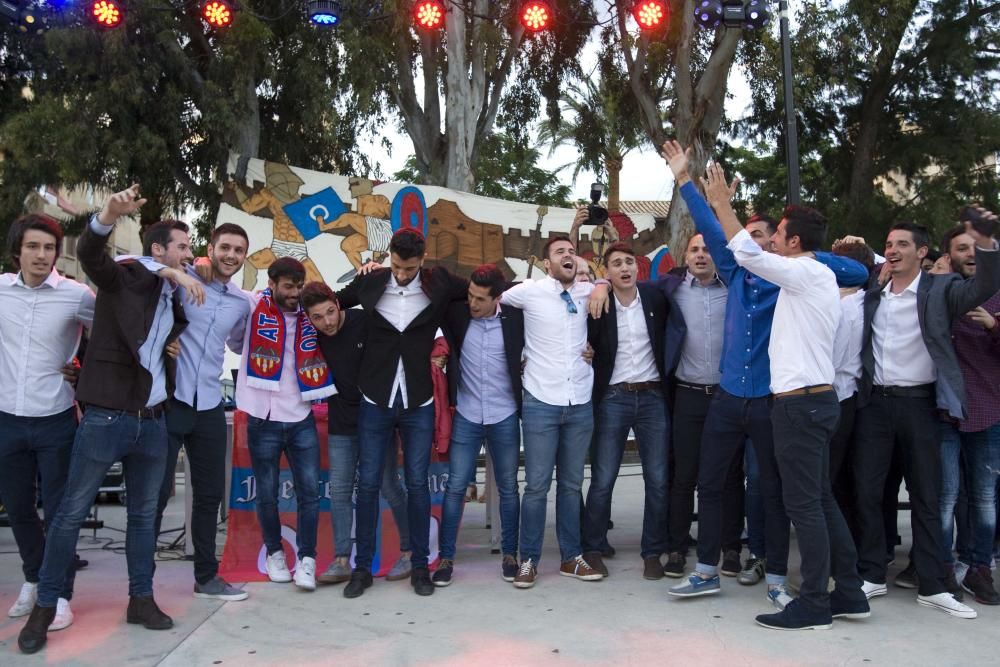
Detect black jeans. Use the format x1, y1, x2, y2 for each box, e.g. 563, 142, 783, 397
154, 399, 228, 584
772, 391, 864, 613
669, 384, 743, 554
695, 389, 789, 576
828, 393, 858, 533
853, 390, 948, 596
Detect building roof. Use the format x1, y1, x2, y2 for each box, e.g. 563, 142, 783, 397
601, 200, 671, 218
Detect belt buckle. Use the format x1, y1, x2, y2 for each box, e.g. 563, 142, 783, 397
704, 385, 713, 396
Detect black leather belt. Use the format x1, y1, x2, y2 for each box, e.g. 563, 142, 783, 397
872, 384, 934, 399
675, 381, 717, 396
610, 381, 662, 393
136, 402, 168, 420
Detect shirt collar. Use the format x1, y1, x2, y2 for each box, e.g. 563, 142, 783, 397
15, 268, 60, 289
883, 270, 922, 296
390, 270, 422, 291
685, 270, 721, 287
614, 290, 641, 311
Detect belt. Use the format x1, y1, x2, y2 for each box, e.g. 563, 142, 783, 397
773, 384, 833, 399
609, 381, 662, 393
136, 402, 168, 420
675, 381, 717, 396
872, 384, 934, 399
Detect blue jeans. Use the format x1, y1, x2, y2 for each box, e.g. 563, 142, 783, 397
744, 439, 766, 557
520, 391, 594, 564
246, 413, 321, 560
355, 398, 434, 571
0, 409, 78, 599
37, 407, 167, 607
583, 387, 669, 559
940, 421, 1000, 567
327, 433, 410, 557
439, 412, 521, 560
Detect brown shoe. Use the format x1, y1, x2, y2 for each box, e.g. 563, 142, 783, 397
584, 551, 609, 577
560, 555, 603, 581
126, 596, 173, 630
18, 604, 55, 654
513, 558, 537, 588
643, 556, 664, 580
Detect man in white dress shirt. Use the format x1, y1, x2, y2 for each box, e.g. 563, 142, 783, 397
500, 213, 603, 588
0, 214, 94, 632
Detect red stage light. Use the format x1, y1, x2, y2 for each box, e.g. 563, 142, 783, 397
414, 0, 445, 30
633, 0, 668, 30
203, 1, 234, 28
90, 0, 122, 28
520, 1, 552, 32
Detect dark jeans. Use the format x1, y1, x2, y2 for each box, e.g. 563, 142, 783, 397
853, 391, 948, 596
154, 399, 227, 584
829, 393, 858, 535
669, 384, 745, 555
37, 407, 167, 607
772, 391, 863, 613
0, 409, 78, 599
246, 413, 321, 561
940, 421, 1000, 567
440, 412, 521, 560
584, 386, 669, 558
695, 390, 788, 579
744, 440, 765, 557
354, 398, 434, 571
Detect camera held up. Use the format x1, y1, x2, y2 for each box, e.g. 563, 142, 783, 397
584, 182, 609, 226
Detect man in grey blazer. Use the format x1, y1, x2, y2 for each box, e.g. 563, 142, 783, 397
853, 217, 999, 619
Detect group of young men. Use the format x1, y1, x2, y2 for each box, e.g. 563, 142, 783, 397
2, 137, 999, 653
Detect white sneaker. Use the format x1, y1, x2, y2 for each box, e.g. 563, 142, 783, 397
954, 561, 970, 586
861, 580, 887, 600
766, 584, 794, 610
265, 551, 292, 583
50, 598, 74, 631
294, 557, 316, 591
917, 592, 977, 619
8, 582, 37, 617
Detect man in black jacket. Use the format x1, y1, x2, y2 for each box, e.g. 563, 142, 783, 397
19, 185, 196, 654
337, 228, 468, 598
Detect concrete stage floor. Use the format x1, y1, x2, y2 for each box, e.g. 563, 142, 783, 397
1, 466, 997, 666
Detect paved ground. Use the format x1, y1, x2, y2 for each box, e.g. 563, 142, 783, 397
1, 468, 998, 666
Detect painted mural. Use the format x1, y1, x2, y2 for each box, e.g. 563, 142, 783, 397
219, 154, 674, 291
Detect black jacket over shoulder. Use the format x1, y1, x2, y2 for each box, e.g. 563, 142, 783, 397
75, 223, 187, 411
442, 302, 525, 413
336, 265, 468, 407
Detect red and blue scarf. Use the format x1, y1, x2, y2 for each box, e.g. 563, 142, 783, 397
246, 288, 336, 401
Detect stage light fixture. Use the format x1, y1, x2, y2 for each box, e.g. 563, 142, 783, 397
721, 0, 746, 27
743, 0, 770, 29
632, 0, 668, 31
693, 0, 723, 28
307, 0, 341, 26
203, 0, 233, 28
520, 1, 552, 33
90, 0, 122, 28
413, 0, 444, 30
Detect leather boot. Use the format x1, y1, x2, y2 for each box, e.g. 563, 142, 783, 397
126, 596, 173, 630
18, 604, 56, 654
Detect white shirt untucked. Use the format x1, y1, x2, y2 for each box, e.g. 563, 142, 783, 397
833, 290, 865, 401
872, 271, 936, 386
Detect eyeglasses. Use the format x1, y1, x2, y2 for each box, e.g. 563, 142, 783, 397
560, 289, 578, 314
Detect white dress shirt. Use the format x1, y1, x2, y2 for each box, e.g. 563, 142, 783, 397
608, 291, 660, 385
872, 271, 936, 386
728, 229, 841, 394
501, 276, 593, 406
365, 271, 433, 409
0, 269, 95, 416
833, 290, 865, 401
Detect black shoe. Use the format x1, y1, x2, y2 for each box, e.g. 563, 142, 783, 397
18, 604, 56, 654
962, 565, 1000, 605
432, 560, 454, 587
411, 566, 434, 596
663, 551, 686, 578
126, 596, 173, 630
74, 555, 88, 571
643, 556, 664, 580
830, 592, 871, 620
721, 549, 741, 577
945, 571, 965, 602
894, 561, 917, 589
343, 569, 373, 599
501, 554, 519, 582
755, 599, 833, 630
584, 551, 609, 577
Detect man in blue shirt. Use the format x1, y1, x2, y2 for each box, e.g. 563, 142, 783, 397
663, 144, 868, 607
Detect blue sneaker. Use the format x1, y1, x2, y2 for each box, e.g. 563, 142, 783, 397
767, 583, 794, 610
755, 599, 832, 631
668, 573, 720, 597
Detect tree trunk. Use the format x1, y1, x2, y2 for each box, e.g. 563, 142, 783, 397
606, 158, 622, 212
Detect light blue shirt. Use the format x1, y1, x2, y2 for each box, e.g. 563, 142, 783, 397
456, 307, 517, 425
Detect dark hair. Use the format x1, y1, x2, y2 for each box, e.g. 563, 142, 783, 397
746, 213, 778, 236
211, 223, 249, 247
142, 220, 189, 255
470, 263, 506, 298
889, 221, 930, 250
7, 213, 63, 270
923, 248, 941, 264
300, 281, 339, 312
268, 256, 306, 283
389, 227, 426, 260
603, 241, 635, 265
940, 225, 971, 254
782, 205, 827, 252
542, 235, 574, 259
832, 241, 875, 271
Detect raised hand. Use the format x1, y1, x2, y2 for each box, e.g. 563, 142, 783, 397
660, 140, 691, 183
98, 184, 147, 226
701, 163, 739, 207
